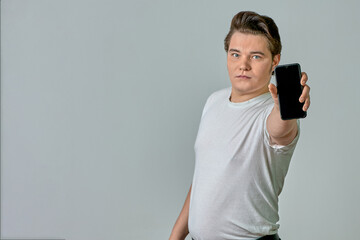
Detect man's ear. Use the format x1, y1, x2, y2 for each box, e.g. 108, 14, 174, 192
271, 54, 281, 75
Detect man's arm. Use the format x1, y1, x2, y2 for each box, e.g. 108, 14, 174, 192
169, 184, 192, 240
267, 72, 310, 145
266, 104, 298, 146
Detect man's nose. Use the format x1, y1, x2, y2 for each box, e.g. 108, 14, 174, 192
238, 56, 251, 71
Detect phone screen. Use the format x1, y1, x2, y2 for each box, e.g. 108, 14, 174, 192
275, 63, 307, 120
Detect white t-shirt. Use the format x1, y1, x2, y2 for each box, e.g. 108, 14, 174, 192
188, 87, 300, 240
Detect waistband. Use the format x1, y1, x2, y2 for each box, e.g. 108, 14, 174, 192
256, 233, 281, 240
191, 233, 281, 240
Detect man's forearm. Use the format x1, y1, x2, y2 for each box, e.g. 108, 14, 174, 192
267, 105, 298, 146
169, 184, 192, 240
267, 72, 309, 146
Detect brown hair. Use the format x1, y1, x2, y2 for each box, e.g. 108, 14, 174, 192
224, 11, 282, 57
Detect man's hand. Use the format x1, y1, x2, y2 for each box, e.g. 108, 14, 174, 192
266, 72, 310, 146
268, 72, 311, 112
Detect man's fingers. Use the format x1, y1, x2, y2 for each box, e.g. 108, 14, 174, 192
299, 84, 310, 103
303, 97, 311, 111
268, 83, 278, 98
300, 72, 308, 86
298, 72, 310, 110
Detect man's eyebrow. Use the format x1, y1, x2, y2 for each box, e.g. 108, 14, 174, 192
250, 51, 265, 56
228, 49, 266, 56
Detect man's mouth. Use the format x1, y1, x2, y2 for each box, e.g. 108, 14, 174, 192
235, 75, 251, 79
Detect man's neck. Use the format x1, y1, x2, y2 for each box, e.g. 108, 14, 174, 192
229, 88, 270, 103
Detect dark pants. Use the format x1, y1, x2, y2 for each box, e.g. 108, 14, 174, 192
191, 233, 281, 240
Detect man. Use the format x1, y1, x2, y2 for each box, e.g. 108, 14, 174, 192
169, 11, 310, 240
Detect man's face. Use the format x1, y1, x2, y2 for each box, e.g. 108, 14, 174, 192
227, 31, 280, 102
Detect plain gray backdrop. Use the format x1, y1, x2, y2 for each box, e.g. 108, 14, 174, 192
1, 0, 359, 239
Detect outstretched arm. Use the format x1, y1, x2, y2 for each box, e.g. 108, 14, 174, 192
267, 72, 310, 146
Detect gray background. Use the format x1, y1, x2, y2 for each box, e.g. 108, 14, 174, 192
1, 0, 359, 239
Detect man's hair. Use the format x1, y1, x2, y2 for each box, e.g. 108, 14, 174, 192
224, 11, 282, 57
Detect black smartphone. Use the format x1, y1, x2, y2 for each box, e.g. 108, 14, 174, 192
274, 63, 307, 120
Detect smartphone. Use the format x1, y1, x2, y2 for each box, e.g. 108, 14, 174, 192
274, 63, 307, 120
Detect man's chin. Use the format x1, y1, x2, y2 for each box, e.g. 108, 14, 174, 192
231, 84, 252, 94
231, 85, 269, 98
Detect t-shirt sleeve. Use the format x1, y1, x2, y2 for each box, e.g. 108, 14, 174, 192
263, 105, 300, 152
200, 92, 216, 120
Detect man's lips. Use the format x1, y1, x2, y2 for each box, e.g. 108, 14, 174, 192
235, 75, 251, 79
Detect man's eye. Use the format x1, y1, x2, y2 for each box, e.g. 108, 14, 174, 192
252, 55, 261, 59
232, 53, 239, 58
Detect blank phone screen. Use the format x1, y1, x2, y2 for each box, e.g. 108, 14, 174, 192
275, 63, 306, 120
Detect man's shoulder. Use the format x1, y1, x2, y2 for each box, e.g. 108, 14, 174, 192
199, 87, 230, 119
207, 87, 231, 101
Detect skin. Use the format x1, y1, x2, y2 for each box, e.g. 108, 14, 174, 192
227, 32, 280, 102
169, 31, 311, 240
227, 31, 310, 145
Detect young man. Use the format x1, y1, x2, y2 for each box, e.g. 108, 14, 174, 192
169, 11, 310, 240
